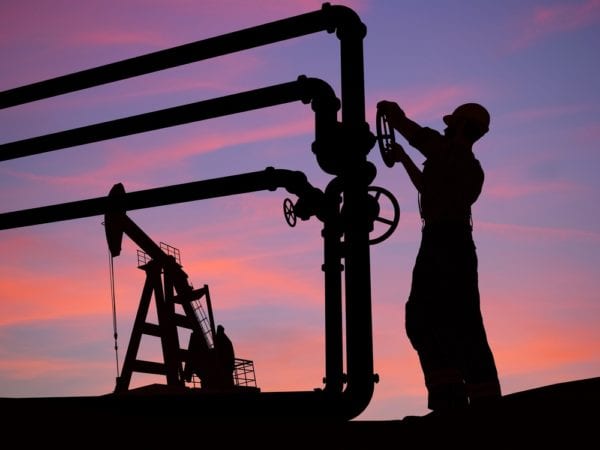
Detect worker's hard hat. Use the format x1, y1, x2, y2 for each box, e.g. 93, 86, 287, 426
443, 103, 490, 133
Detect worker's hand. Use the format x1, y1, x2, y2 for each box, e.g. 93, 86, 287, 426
377, 100, 405, 125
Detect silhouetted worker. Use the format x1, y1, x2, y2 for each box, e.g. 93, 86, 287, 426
214, 324, 235, 388
377, 100, 501, 412
183, 330, 215, 385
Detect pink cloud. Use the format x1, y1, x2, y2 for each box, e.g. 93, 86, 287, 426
0, 356, 109, 381
368, 84, 478, 125
484, 178, 584, 200
492, 317, 599, 377
185, 255, 323, 310
507, 104, 593, 122
511, 0, 600, 50
0, 115, 314, 192
71, 30, 168, 48
479, 220, 600, 243
105, 115, 313, 173
576, 122, 600, 144
19, 51, 266, 112
190, 0, 369, 25
0, 268, 110, 326
533, 0, 600, 30
236, 327, 324, 391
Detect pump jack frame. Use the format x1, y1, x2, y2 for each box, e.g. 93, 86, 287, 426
0, 3, 381, 420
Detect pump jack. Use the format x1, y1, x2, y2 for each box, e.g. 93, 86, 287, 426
105, 183, 257, 393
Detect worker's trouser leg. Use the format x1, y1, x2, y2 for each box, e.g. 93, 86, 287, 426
406, 300, 469, 411
406, 227, 501, 411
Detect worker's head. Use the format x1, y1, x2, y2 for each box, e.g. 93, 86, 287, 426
443, 103, 490, 144
217, 325, 224, 334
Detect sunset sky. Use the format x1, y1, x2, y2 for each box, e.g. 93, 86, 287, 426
0, 0, 598, 420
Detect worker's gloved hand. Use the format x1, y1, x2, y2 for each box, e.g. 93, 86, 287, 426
377, 100, 405, 125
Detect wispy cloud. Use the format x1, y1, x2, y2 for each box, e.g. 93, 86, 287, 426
510, 0, 600, 50
70, 30, 168, 48
0, 269, 109, 326
576, 122, 600, 144
506, 103, 593, 123
368, 84, 477, 125
484, 179, 584, 200
493, 320, 599, 376
478, 220, 600, 243
0, 115, 314, 193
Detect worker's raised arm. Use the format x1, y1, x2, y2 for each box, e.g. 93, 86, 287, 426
377, 100, 435, 159
391, 142, 423, 193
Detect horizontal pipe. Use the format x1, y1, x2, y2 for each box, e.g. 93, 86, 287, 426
0, 168, 312, 230
0, 6, 337, 108
0, 3, 375, 420
0, 78, 322, 162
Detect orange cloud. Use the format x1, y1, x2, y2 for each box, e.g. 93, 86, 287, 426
0, 268, 110, 326
238, 326, 324, 392
493, 320, 598, 378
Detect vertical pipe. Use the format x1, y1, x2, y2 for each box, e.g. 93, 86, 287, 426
322, 186, 344, 393
336, 9, 376, 412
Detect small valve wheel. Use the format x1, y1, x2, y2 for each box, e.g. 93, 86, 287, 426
283, 198, 297, 227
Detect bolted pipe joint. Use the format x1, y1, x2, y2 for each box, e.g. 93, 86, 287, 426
311, 122, 343, 176
339, 121, 377, 157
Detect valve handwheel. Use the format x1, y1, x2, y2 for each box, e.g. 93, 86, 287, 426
368, 186, 400, 245
283, 198, 297, 227
375, 108, 398, 168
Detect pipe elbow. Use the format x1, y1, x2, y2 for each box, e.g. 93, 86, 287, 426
265, 167, 307, 192
321, 3, 367, 40
335, 374, 377, 420
296, 75, 340, 112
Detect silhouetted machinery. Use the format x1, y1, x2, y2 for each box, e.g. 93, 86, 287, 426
104, 183, 257, 393
0, 3, 401, 420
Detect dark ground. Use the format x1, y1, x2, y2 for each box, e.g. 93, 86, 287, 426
2, 377, 598, 448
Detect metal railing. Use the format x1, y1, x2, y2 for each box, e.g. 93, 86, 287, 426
234, 358, 258, 388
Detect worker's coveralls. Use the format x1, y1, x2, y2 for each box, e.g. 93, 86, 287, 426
405, 127, 501, 411
214, 328, 235, 388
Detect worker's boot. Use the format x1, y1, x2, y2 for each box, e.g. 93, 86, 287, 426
425, 368, 468, 413
428, 382, 468, 412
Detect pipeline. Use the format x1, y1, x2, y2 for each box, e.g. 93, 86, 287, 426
0, 3, 376, 420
